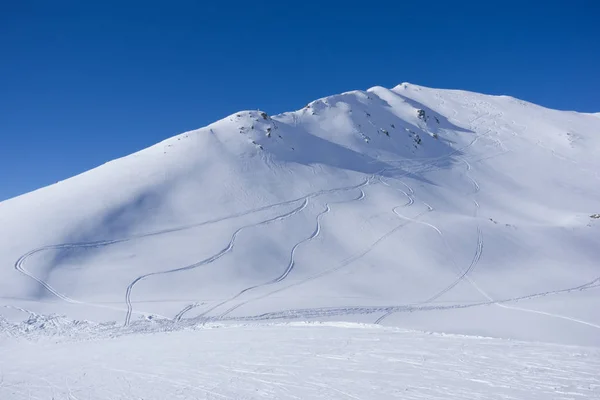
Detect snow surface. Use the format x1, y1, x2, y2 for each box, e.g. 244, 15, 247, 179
2, 322, 600, 399
1, 83, 599, 398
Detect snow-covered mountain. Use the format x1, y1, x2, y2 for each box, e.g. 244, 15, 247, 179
1, 82, 600, 398
2, 82, 599, 342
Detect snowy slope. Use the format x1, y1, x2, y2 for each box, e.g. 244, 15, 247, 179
1, 82, 599, 349
2, 322, 600, 400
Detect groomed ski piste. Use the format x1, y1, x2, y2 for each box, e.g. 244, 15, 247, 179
1, 83, 599, 399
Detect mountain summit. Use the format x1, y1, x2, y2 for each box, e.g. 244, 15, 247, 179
1, 83, 599, 346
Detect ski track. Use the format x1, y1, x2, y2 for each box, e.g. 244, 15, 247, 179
381, 234, 599, 330
13, 177, 372, 323
123, 198, 310, 326
535, 139, 600, 183
464, 264, 600, 331
12, 167, 391, 327
377, 153, 485, 324
493, 302, 600, 330
188, 189, 367, 321
210, 204, 429, 321
230, 277, 600, 325
15, 247, 166, 320
422, 227, 483, 305
204, 172, 419, 320
1, 305, 36, 317
461, 158, 480, 193
378, 176, 414, 206
457, 151, 600, 332
374, 220, 483, 324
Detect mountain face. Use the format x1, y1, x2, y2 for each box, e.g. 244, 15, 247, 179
1, 83, 599, 346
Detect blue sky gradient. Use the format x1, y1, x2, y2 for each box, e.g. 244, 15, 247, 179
1, 0, 598, 200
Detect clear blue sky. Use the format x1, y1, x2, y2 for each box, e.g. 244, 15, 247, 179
1, 0, 598, 201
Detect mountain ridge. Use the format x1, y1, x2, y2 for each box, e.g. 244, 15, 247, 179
2, 81, 593, 206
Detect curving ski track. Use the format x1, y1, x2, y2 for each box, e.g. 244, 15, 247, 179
377, 156, 484, 324
13, 176, 373, 321
14, 245, 168, 319
212, 203, 428, 321
378, 176, 414, 206
124, 198, 310, 326
177, 189, 367, 321
423, 227, 483, 305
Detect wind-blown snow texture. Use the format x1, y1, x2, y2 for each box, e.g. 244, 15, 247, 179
1, 83, 599, 398
2, 322, 600, 400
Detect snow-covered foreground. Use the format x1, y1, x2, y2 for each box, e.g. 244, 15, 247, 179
1, 82, 599, 398
2, 322, 600, 399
